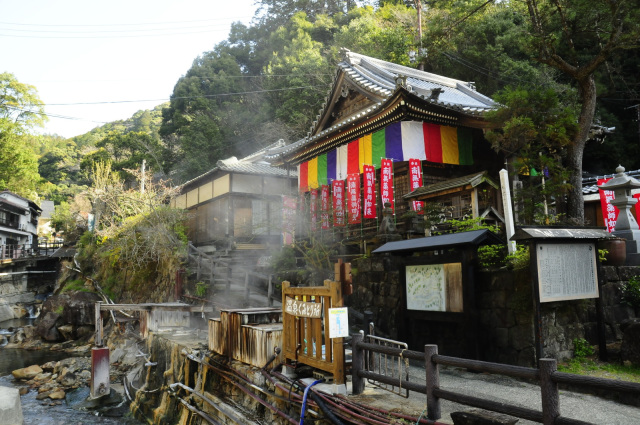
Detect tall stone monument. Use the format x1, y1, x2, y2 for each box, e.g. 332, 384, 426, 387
598, 165, 640, 265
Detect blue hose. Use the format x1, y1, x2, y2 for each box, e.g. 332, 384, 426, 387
299, 379, 323, 425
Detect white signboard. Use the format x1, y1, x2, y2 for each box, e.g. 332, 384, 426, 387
328, 307, 349, 339
405, 264, 446, 311
536, 242, 599, 302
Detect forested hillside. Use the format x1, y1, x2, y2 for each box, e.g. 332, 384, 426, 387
2, 0, 639, 210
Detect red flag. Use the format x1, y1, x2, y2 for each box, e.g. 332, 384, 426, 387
598, 178, 619, 233
409, 158, 424, 214
310, 189, 318, 232
332, 180, 345, 227
363, 165, 376, 219
347, 174, 361, 224
321, 185, 330, 230
282, 195, 297, 245
380, 159, 395, 212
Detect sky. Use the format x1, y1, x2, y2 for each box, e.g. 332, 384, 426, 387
1, 0, 258, 138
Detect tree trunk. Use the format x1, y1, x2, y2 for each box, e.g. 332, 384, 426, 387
566, 75, 597, 225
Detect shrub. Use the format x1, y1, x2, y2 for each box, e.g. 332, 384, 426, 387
573, 337, 595, 359
506, 245, 530, 270
477, 244, 506, 269
622, 275, 640, 310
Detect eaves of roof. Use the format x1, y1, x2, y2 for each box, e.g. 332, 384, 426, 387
404, 171, 498, 199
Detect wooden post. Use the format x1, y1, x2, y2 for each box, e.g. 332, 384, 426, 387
329, 280, 345, 385
267, 274, 273, 307
244, 271, 250, 305
351, 332, 365, 394
95, 302, 103, 347
540, 358, 559, 425
425, 344, 441, 420
596, 265, 608, 361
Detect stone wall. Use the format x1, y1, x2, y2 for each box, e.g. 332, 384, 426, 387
350, 257, 640, 367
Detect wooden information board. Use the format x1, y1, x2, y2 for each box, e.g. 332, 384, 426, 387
536, 242, 599, 302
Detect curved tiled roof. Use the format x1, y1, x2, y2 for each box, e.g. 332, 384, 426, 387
266, 49, 496, 162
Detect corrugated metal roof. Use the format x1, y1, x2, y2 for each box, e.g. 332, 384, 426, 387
373, 229, 503, 254
404, 171, 497, 199
511, 227, 612, 241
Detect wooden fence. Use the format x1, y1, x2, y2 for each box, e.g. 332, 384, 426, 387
351, 334, 640, 425
281, 279, 345, 385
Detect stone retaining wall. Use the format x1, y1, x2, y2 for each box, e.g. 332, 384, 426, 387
349, 257, 640, 367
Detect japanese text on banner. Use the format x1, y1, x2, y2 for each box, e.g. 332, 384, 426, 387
347, 174, 361, 224
332, 180, 345, 227
363, 165, 376, 219
409, 158, 424, 214
380, 158, 395, 212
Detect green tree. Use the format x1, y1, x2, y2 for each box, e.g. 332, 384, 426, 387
0, 72, 46, 129
485, 86, 577, 223
522, 0, 640, 223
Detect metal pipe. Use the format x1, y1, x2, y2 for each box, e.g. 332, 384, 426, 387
175, 397, 222, 425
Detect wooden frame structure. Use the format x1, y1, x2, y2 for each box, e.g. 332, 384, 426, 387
281, 280, 345, 385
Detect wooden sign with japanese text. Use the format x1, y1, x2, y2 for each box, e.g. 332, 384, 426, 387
284, 297, 322, 318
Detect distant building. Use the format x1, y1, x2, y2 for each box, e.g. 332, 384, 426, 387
171, 141, 298, 253
37, 200, 55, 239
0, 190, 42, 257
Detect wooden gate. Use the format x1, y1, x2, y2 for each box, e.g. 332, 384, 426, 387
281, 280, 345, 385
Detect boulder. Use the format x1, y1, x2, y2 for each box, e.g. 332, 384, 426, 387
11, 364, 43, 380
620, 319, 640, 366
49, 389, 66, 400
35, 311, 63, 341
63, 292, 101, 326
0, 386, 23, 425
58, 325, 75, 341
39, 294, 70, 318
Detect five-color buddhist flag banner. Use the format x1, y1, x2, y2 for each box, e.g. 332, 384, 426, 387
298, 121, 474, 192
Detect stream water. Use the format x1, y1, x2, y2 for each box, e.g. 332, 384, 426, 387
0, 318, 143, 424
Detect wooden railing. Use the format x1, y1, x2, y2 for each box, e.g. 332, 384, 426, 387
0, 242, 64, 261
281, 279, 345, 385
351, 335, 640, 425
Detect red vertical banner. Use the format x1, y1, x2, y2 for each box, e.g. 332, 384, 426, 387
634, 193, 640, 226
363, 165, 376, 219
310, 189, 318, 232
598, 178, 619, 232
380, 158, 395, 212
282, 195, 297, 245
321, 185, 330, 230
332, 180, 345, 227
347, 174, 361, 224
409, 158, 424, 214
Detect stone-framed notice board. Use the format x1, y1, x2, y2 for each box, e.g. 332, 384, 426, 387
536, 242, 599, 302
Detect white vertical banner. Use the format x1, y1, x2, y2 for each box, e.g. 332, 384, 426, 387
500, 169, 517, 254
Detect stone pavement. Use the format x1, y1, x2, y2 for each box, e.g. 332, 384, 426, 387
348, 360, 640, 425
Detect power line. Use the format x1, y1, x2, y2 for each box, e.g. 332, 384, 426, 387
0, 29, 232, 39
45, 85, 330, 105
0, 18, 253, 27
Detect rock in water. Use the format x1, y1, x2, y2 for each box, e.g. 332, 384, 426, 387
0, 386, 24, 425
11, 364, 43, 380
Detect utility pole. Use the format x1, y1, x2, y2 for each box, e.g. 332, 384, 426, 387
414, 0, 424, 70
626, 104, 640, 142
141, 159, 146, 194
